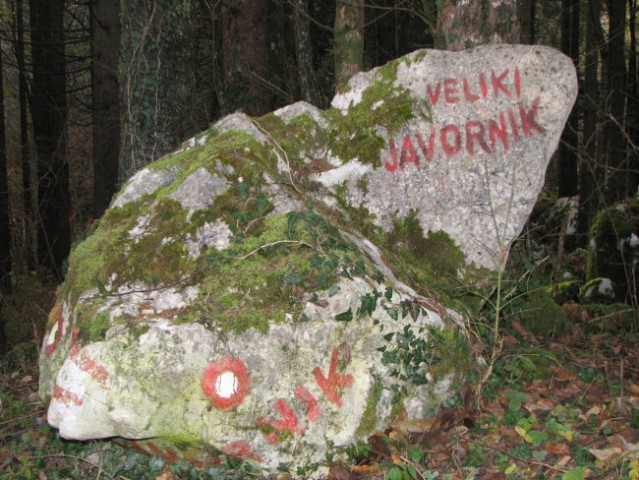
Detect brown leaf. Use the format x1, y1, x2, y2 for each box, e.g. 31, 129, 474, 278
327, 464, 359, 480
524, 398, 555, 413
430, 451, 450, 464
561, 302, 582, 323
478, 472, 507, 480
546, 444, 570, 455
417, 431, 451, 449
586, 383, 607, 402
367, 432, 391, 458
350, 463, 381, 475
551, 366, 577, 382
502, 334, 518, 346
391, 418, 436, 436
155, 464, 176, 480
0, 453, 14, 471
450, 425, 469, 436
555, 382, 583, 402
617, 427, 639, 444
511, 320, 536, 342
555, 455, 573, 467
585, 405, 602, 417
482, 400, 505, 418
589, 447, 623, 462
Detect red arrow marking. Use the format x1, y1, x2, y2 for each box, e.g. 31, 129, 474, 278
313, 347, 354, 407
221, 440, 264, 462
295, 385, 320, 420
256, 398, 299, 444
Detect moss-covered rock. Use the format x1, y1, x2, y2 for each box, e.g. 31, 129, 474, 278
39, 44, 577, 474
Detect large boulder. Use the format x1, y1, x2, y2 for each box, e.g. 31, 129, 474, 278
40, 45, 576, 472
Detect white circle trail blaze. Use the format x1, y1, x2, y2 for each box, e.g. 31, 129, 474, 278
215, 371, 238, 398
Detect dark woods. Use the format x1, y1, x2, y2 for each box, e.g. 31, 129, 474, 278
0, 0, 637, 353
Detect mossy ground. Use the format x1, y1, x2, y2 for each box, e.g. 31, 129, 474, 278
507, 288, 570, 338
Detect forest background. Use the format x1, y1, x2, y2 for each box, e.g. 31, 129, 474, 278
0, 0, 636, 383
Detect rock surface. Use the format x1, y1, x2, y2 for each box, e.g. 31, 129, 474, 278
327, 45, 577, 270
40, 45, 576, 473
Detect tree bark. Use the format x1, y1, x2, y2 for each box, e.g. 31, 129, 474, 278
577, 0, 602, 242
0, 37, 8, 354
334, 0, 364, 92
293, 0, 322, 106
519, 0, 536, 44
0, 38, 9, 286
627, 0, 639, 194
29, 0, 70, 278
221, 0, 270, 116
436, 0, 520, 51
16, 0, 33, 274
606, 0, 628, 202
558, 0, 580, 197
91, 0, 121, 219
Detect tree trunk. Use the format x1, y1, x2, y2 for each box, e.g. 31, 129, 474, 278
606, 0, 628, 202
293, 0, 322, 106
627, 0, 639, 194
0, 37, 8, 354
16, 0, 33, 274
91, 0, 121, 219
519, 0, 536, 44
436, 0, 519, 51
29, 0, 70, 278
0, 38, 9, 285
334, 0, 364, 92
558, 0, 580, 197
221, 0, 270, 116
577, 0, 602, 243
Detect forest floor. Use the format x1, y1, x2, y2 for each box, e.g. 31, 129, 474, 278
1, 308, 639, 480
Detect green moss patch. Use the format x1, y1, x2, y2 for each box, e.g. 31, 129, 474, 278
327, 59, 417, 166
62, 206, 142, 305
193, 210, 371, 334
507, 288, 570, 337
380, 211, 467, 302
356, 378, 383, 438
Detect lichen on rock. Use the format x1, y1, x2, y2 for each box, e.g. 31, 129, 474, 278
39, 44, 577, 474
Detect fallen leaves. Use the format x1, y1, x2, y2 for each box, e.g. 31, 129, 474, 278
336, 332, 639, 479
